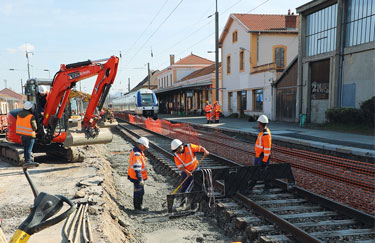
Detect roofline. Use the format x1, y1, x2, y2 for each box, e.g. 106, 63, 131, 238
272, 55, 298, 86
297, 0, 334, 14
248, 30, 298, 33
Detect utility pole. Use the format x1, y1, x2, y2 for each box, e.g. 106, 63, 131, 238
128, 78, 130, 93
25, 50, 32, 79
21, 79, 23, 95
147, 62, 151, 89
215, 0, 219, 103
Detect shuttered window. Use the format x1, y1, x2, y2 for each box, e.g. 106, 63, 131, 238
275, 47, 285, 68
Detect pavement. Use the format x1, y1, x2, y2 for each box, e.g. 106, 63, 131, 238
158, 114, 375, 160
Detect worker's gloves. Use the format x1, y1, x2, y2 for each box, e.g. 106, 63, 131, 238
139, 180, 145, 186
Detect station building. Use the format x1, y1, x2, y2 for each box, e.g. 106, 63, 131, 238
296, 0, 375, 123
155, 54, 216, 114
219, 13, 299, 119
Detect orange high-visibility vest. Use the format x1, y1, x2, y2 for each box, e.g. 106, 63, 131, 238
204, 104, 212, 113
214, 103, 220, 112
16, 114, 36, 137
128, 149, 148, 180
255, 127, 272, 162
174, 144, 201, 172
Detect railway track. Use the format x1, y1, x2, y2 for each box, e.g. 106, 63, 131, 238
115, 120, 375, 242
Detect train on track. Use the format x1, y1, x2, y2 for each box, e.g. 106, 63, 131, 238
112, 88, 158, 119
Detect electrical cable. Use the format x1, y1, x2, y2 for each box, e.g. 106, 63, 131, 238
124, 0, 185, 68
125, 0, 170, 58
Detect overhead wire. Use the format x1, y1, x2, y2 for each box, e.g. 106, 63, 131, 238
124, 0, 185, 68
155, 0, 272, 69
125, 0, 170, 59
156, 0, 246, 57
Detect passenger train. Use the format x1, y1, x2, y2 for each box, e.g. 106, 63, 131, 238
112, 89, 159, 118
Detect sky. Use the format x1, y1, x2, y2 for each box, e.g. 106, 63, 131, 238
0, 0, 308, 95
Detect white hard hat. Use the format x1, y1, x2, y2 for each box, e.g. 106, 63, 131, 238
137, 137, 149, 148
38, 85, 48, 94
23, 101, 33, 110
171, 139, 183, 151
257, 115, 269, 124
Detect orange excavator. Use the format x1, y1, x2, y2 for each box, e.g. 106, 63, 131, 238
0, 56, 119, 165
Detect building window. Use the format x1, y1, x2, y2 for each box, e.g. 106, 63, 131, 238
228, 92, 233, 111
346, 0, 375, 47
232, 30, 238, 43
253, 89, 263, 111
167, 75, 169, 86
274, 47, 285, 68
170, 74, 173, 84
306, 4, 338, 56
239, 50, 245, 71
226, 55, 231, 74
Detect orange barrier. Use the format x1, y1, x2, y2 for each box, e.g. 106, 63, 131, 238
114, 113, 375, 214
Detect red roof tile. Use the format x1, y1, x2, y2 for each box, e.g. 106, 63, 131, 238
180, 63, 221, 82
175, 54, 214, 65
219, 13, 298, 45
0, 88, 24, 100
233, 14, 298, 31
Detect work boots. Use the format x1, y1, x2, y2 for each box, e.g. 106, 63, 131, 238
134, 196, 148, 211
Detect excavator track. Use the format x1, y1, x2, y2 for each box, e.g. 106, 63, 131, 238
0, 140, 84, 166
46, 146, 85, 162
0, 141, 26, 166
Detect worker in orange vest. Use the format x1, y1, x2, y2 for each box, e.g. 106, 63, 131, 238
249, 115, 272, 192
204, 101, 212, 124
16, 101, 38, 166
128, 137, 150, 211
213, 101, 221, 123
171, 139, 209, 193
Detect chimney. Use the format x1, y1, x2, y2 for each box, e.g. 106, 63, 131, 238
170, 54, 175, 65
285, 10, 297, 29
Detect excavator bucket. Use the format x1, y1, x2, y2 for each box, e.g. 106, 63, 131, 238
98, 121, 118, 128
64, 128, 113, 147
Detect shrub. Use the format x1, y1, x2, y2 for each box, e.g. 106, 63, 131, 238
360, 96, 375, 127
325, 108, 364, 125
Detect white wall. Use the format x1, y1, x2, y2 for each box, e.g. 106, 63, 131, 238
258, 34, 298, 66
222, 20, 250, 116
221, 18, 298, 119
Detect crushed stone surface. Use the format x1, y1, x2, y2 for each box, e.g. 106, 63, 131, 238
106, 132, 231, 243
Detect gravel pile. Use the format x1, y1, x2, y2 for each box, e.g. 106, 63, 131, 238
106, 131, 232, 243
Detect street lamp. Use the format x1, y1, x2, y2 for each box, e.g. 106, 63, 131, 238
43, 69, 51, 79
9, 68, 26, 94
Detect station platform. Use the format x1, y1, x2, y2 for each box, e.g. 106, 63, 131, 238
158, 114, 375, 160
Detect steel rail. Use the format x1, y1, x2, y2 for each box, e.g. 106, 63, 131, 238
115, 119, 375, 241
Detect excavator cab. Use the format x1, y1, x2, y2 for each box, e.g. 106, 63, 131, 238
2, 56, 119, 165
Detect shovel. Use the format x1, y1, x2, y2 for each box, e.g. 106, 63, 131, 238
165, 154, 207, 214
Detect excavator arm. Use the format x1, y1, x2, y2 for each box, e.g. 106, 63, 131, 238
42, 56, 119, 142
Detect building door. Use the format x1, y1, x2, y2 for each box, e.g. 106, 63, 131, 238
276, 88, 296, 122
237, 91, 247, 116
310, 59, 330, 123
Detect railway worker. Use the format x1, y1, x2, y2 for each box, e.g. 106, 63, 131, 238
128, 137, 150, 211
213, 101, 221, 123
204, 101, 212, 124
171, 139, 209, 194
249, 114, 272, 192
37, 85, 49, 114
16, 101, 38, 166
